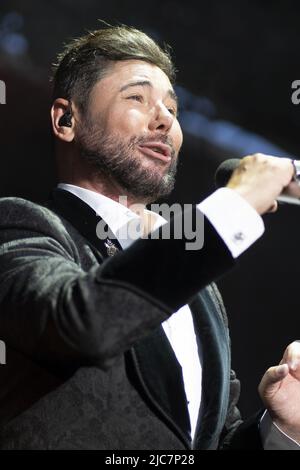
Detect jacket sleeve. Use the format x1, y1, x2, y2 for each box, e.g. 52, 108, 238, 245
221, 407, 264, 450
0, 198, 234, 370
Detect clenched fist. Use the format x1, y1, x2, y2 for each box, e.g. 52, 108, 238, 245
227, 154, 299, 214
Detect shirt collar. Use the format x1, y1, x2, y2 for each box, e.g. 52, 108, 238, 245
57, 183, 166, 249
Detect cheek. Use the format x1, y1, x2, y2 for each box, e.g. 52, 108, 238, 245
172, 121, 183, 152
107, 109, 146, 135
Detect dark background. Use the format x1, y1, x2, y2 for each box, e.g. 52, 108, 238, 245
1, 0, 300, 419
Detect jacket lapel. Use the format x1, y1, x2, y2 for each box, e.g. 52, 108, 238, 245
190, 286, 230, 450
49, 188, 192, 447
50, 188, 122, 260
128, 327, 191, 446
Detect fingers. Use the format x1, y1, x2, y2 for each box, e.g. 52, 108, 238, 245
265, 364, 289, 383
227, 153, 296, 215
281, 341, 300, 372
282, 180, 300, 199
241, 154, 295, 187
259, 341, 300, 402
264, 155, 295, 185
258, 364, 289, 400
267, 200, 278, 213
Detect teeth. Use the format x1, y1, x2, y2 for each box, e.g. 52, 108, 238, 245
152, 147, 164, 154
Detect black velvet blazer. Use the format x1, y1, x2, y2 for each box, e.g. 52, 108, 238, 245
0, 189, 259, 449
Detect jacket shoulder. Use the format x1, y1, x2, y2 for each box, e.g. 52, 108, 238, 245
0, 197, 77, 256
0, 197, 61, 227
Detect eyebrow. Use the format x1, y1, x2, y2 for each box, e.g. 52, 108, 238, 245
119, 80, 178, 105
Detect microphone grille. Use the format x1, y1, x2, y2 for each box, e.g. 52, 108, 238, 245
214, 158, 241, 188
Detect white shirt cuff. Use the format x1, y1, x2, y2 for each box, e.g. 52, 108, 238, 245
260, 410, 300, 450
197, 188, 265, 258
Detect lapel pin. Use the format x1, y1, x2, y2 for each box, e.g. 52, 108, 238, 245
104, 238, 119, 257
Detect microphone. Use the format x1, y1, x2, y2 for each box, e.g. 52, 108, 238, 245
214, 158, 300, 206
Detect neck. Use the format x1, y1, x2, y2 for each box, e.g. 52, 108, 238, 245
59, 169, 148, 215
73, 177, 148, 213
56, 149, 150, 214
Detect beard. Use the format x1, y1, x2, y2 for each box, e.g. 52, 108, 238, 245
75, 120, 178, 203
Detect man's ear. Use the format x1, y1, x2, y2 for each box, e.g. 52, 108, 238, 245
51, 98, 75, 142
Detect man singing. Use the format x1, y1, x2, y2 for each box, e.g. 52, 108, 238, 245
0, 24, 299, 450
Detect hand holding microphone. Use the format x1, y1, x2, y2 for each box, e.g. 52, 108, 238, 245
215, 154, 300, 215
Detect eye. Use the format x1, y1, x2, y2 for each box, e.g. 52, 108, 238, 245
168, 107, 177, 116
127, 95, 143, 102
166, 106, 179, 118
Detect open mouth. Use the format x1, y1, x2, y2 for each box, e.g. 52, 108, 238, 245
138, 142, 172, 163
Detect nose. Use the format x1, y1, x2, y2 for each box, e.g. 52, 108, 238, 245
148, 103, 174, 133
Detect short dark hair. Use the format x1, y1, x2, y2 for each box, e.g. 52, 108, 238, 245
51, 24, 176, 114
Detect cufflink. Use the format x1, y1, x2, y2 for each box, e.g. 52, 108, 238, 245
232, 231, 245, 243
